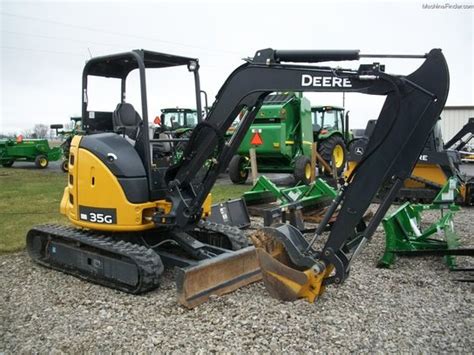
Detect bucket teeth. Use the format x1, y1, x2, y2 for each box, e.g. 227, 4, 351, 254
250, 230, 286, 256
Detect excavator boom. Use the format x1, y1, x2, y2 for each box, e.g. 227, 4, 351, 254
163, 48, 449, 301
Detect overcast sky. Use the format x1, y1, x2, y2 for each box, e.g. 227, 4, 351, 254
1, 0, 473, 133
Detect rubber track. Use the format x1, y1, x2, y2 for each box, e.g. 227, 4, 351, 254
391, 175, 441, 204
197, 220, 249, 250
27, 224, 163, 294
407, 175, 443, 189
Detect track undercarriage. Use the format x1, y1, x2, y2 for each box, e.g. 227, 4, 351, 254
27, 221, 257, 307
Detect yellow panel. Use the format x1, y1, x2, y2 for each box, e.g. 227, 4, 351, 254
338, 159, 468, 202
344, 161, 357, 180
60, 136, 169, 232
405, 164, 467, 202
60, 135, 213, 231
404, 164, 448, 188
202, 194, 212, 217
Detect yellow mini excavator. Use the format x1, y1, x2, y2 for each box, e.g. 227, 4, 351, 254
27, 48, 449, 305
347, 117, 473, 205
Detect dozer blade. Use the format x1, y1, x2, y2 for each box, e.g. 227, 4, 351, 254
252, 225, 333, 303
176, 246, 261, 308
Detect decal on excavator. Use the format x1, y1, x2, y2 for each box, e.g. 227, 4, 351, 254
301, 75, 352, 88
79, 206, 117, 224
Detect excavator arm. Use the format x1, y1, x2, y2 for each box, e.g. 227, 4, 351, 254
161, 48, 449, 302
444, 117, 474, 151
163, 49, 448, 221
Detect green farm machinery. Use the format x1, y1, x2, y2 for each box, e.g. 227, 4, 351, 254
52, 117, 82, 172
0, 136, 62, 169
242, 175, 338, 229
0, 118, 82, 171
312, 105, 351, 175
379, 177, 473, 271
154, 108, 200, 155
158, 108, 199, 134
228, 92, 350, 184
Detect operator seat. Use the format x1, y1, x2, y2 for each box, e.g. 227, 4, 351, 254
112, 102, 147, 167
112, 103, 142, 145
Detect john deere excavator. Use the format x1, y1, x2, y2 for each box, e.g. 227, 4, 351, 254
347, 117, 474, 205
27, 47, 449, 305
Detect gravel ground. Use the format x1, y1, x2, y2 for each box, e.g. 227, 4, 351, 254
1, 206, 473, 352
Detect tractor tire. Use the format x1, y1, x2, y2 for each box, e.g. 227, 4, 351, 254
2, 160, 14, 168
318, 135, 347, 176
229, 155, 249, 184
294, 155, 312, 185
35, 155, 49, 169
61, 159, 69, 173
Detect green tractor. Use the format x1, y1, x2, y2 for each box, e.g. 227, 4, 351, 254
0, 136, 63, 169
156, 108, 199, 153
158, 108, 199, 135
228, 93, 350, 184
52, 117, 82, 172
312, 105, 351, 176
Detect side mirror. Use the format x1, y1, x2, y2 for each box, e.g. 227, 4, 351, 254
200, 90, 209, 118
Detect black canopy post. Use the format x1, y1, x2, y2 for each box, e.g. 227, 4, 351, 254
193, 67, 203, 123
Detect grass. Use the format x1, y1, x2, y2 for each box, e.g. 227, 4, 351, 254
0, 167, 249, 253
0, 168, 67, 253
212, 183, 250, 202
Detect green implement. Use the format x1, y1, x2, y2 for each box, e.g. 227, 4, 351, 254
244, 175, 337, 207
243, 175, 337, 229
378, 177, 465, 270
0, 138, 62, 169
52, 117, 83, 172
228, 93, 351, 185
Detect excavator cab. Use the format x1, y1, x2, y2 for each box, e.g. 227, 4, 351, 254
58, 50, 211, 228
79, 50, 204, 200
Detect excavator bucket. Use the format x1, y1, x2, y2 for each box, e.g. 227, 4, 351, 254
251, 226, 332, 303
255, 248, 332, 302
176, 246, 261, 308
